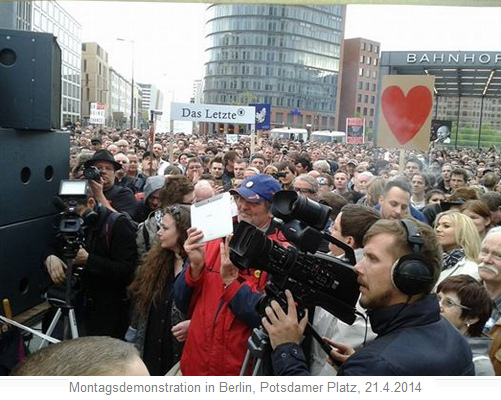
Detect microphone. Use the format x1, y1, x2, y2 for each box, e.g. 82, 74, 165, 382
52, 196, 67, 211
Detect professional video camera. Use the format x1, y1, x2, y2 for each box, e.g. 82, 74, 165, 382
229, 190, 360, 325
42, 180, 91, 343
47, 180, 90, 304
54, 179, 88, 259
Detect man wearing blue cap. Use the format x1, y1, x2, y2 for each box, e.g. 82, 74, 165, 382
174, 174, 286, 375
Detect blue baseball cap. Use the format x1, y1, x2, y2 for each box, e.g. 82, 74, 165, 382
230, 174, 281, 203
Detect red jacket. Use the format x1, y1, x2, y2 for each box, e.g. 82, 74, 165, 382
174, 229, 285, 376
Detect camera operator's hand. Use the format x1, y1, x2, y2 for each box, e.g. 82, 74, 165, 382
73, 247, 89, 266
171, 320, 190, 342
184, 227, 206, 279
220, 235, 238, 286
323, 337, 354, 369
87, 178, 111, 209
45, 255, 67, 285
262, 290, 308, 350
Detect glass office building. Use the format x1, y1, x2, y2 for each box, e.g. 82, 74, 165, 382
0, 1, 81, 126
203, 4, 345, 134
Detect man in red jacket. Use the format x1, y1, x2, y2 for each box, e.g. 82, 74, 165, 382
173, 174, 284, 375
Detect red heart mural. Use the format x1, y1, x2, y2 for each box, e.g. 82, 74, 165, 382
381, 85, 433, 145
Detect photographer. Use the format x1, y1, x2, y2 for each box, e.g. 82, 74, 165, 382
84, 149, 139, 221
173, 174, 285, 375
264, 219, 475, 376
45, 186, 138, 339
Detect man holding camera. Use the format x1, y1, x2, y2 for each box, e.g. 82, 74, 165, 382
84, 149, 138, 221
45, 185, 138, 339
264, 219, 474, 376
173, 174, 284, 375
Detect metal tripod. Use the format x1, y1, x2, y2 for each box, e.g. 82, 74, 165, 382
240, 327, 271, 376
38, 257, 79, 349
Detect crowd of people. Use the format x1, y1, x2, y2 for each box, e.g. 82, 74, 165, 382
9, 125, 501, 376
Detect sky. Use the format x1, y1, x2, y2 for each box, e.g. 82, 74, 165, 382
59, 1, 501, 128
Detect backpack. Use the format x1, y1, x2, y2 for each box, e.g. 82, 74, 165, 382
135, 210, 161, 258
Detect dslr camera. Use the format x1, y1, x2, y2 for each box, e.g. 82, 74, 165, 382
83, 165, 101, 181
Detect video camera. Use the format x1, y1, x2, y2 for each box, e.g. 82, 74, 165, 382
53, 180, 88, 259
229, 190, 360, 325
44, 180, 91, 309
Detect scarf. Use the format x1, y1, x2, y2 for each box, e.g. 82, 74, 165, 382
442, 248, 465, 271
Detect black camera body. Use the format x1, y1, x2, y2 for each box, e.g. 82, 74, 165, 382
229, 190, 360, 325
54, 180, 89, 259
83, 165, 101, 181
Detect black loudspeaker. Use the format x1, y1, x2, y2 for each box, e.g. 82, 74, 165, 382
0, 128, 69, 315
0, 215, 57, 316
0, 129, 69, 226
0, 29, 61, 130
391, 219, 434, 296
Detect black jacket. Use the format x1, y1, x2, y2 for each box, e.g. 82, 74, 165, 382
272, 295, 475, 376
47, 208, 138, 339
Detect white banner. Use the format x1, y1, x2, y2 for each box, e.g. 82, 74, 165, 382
170, 102, 255, 124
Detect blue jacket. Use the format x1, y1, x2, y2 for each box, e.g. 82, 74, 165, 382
272, 295, 474, 376
374, 203, 428, 223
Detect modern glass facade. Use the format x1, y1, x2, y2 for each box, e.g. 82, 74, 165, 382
0, 1, 81, 126
203, 4, 345, 132
33, 1, 81, 126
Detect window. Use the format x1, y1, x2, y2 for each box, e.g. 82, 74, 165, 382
359, 68, 364, 77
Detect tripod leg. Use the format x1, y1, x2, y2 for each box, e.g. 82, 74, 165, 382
68, 309, 79, 339
252, 359, 262, 376
38, 308, 62, 350
239, 350, 252, 376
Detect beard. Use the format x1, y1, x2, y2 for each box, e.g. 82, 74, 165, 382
359, 288, 394, 310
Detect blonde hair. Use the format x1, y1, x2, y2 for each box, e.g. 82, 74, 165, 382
434, 211, 481, 262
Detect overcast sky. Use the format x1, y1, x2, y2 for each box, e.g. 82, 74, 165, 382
60, 2, 501, 104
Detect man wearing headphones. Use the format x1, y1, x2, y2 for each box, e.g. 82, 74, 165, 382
265, 219, 475, 376
45, 188, 138, 339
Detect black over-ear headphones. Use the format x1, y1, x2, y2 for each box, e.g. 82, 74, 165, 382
391, 219, 434, 296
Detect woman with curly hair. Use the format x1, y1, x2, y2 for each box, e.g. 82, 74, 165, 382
127, 205, 191, 376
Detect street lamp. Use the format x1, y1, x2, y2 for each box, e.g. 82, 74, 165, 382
117, 38, 135, 130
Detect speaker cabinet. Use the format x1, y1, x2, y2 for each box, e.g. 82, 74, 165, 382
0, 29, 61, 130
0, 129, 69, 226
0, 215, 58, 316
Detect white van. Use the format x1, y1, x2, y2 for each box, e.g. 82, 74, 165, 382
310, 130, 346, 143
269, 128, 308, 142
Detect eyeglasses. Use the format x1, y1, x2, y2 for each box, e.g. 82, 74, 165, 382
293, 187, 316, 194
438, 296, 471, 310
